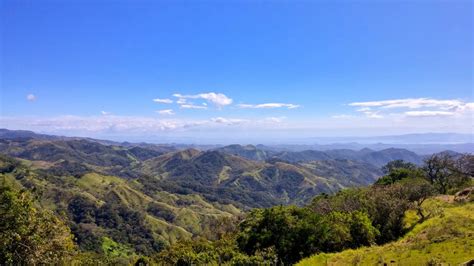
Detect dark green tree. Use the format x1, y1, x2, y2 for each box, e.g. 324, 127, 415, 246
237, 206, 329, 264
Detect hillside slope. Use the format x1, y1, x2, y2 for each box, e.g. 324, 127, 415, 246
140, 149, 381, 207
0, 156, 239, 255
297, 199, 474, 265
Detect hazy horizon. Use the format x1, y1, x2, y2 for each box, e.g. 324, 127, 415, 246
1, 128, 472, 147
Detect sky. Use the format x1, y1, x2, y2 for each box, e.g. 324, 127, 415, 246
1, 0, 473, 143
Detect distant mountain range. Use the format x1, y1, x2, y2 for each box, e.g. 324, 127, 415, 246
214, 144, 424, 167
2, 128, 472, 154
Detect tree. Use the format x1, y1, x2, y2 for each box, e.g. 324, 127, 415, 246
401, 178, 435, 221
237, 206, 329, 264
348, 211, 379, 248
366, 184, 410, 243
376, 160, 424, 185
0, 185, 75, 264
424, 153, 471, 194
376, 167, 425, 185
424, 153, 453, 194
382, 160, 417, 174
452, 154, 474, 184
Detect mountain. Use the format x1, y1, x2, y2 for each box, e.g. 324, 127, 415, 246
272, 150, 332, 162
216, 144, 423, 167
0, 128, 62, 141
0, 137, 175, 178
213, 144, 275, 161
140, 149, 381, 208
263, 142, 474, 154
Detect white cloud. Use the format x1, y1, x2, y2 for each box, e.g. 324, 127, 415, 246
0, 115, 183, 133
199, 93, 233, 107
363, 111, 383, 118
211, 117, 247, 125
347, 98, 474, 120
264, 117, 285, 123
459, 102, 474, 112
0, 115, 269, 135
157, 109, 175, 115
237, 103, 300, 109
180, 104, 208, 110
26, 94, 36, 102
405, 111, 455, 117
101, 111, 112, 115
153, 98, 173, 104
173, 92, 233, 107
332, 114, 354, 119
352, 106, 383, 118
356, 107, 371, 112
349, 98, 465, 110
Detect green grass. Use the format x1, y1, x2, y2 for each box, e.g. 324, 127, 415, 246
101, 237, 135, 258
297, 200, 474, 266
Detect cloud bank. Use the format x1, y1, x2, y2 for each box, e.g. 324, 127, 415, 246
343, 98, 473, 119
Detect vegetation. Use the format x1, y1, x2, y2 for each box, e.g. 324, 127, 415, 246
297, 199, 474, 266
0, 183, 75, 264
157, 153, 473, 265
0, 131, 472, 264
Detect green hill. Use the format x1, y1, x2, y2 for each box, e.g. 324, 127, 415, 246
297, 198, 474, 266
0, 155, 239, 256
140, 149, 379, 208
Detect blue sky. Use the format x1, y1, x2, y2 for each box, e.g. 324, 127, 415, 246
1, 0, 472, 142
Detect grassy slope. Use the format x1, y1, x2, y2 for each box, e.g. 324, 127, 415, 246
297, 199, 474, 266
0, 166, 240, 247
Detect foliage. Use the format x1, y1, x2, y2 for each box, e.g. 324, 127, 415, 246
0, 183, 75, 264
424, 153, 472, 194
155, 236, 274, 265
101, 236, 135, 258
237, 206, 329, 264
310, 178, 437, 244
376, 167, 424, 185
381, 159, 417, 174
297, 199, 474, 266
